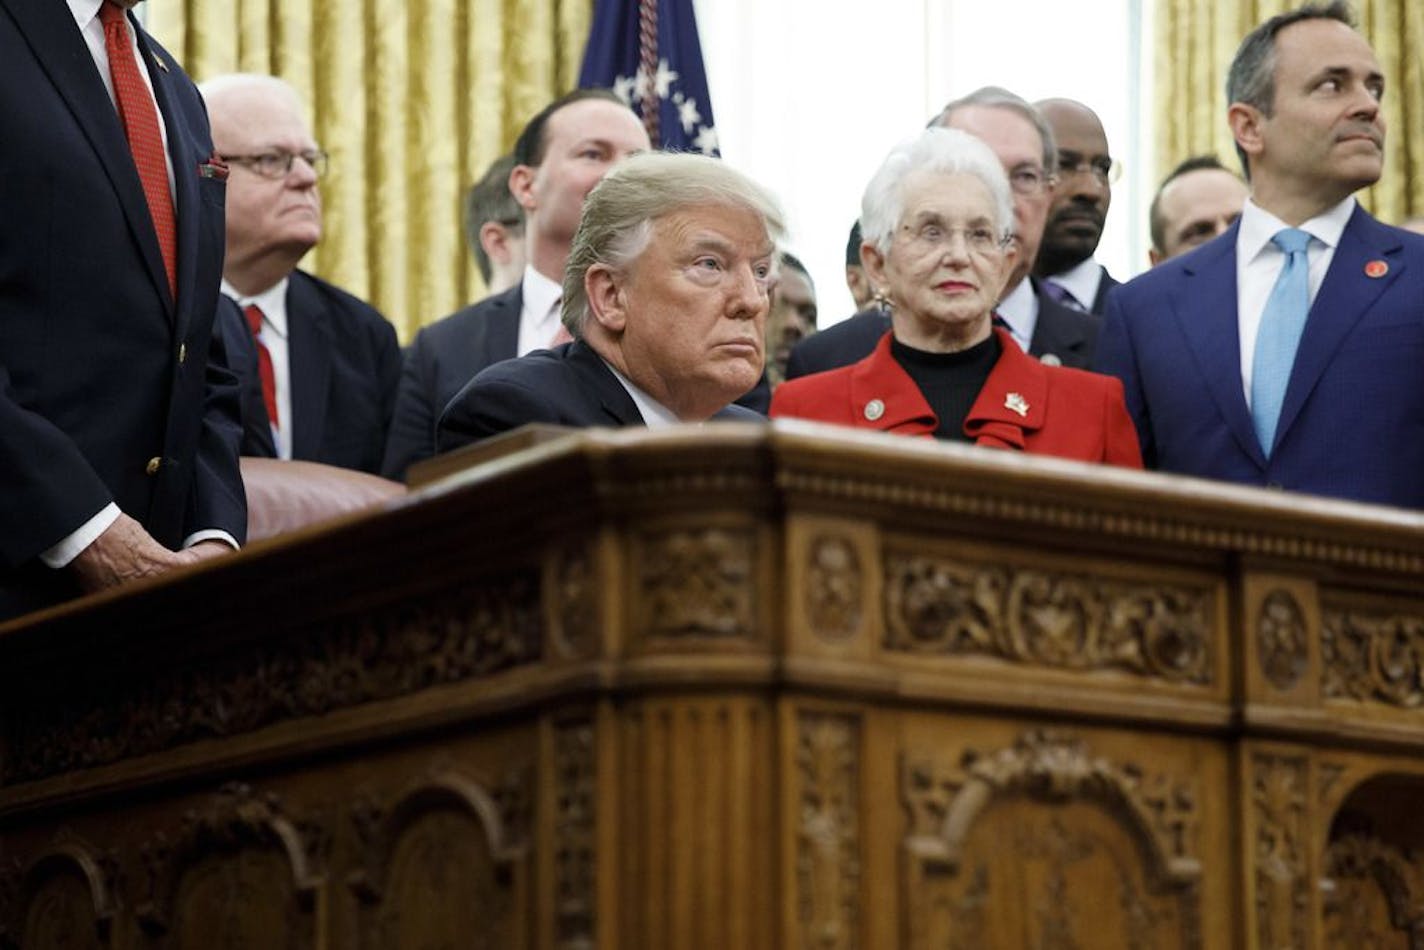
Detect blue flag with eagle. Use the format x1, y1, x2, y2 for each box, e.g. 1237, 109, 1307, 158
578, 0, 720, 156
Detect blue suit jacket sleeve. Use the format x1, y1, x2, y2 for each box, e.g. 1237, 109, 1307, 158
1094, 290, 1155, 468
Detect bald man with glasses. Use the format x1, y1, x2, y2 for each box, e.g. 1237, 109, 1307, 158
203, 73, 400, 475
1033, 98, 1121, 315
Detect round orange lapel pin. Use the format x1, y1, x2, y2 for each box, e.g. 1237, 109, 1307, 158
1365, 260, 1388, 278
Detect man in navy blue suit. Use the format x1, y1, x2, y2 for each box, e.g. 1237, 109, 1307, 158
204, 73, 400, 476
1096, 1, 1424, 508
0, 0, 246, 619
438, 152, 771, 447
382, 88, 649, 479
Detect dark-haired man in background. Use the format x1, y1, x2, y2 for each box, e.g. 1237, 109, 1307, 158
382, 89, 649, 479
1148, 156, 1249, 265
1097, 2, 1424, 507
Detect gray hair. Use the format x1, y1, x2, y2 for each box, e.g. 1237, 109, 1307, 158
199, 73, 307, 118
1226, 2, 1356, 177
931, 85, 1057, 178
463, 154, 522, 284
562, 152, 786, 334
859, 128, 1015, 255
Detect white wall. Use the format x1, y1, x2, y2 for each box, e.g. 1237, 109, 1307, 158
694, 0, 1153, 324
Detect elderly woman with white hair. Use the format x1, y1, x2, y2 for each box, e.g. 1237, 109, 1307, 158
772, 128, 1141, 466
438, 151, 777, 448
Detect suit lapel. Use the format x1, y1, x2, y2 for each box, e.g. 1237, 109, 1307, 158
1274, 206, 1403, 449
568, 343, 643, 425
4, 0, 174, 318
285, 274, 333, 458
1029, 280, 1091, 362
481, 287, 522, 365
1174, 228, 1266, 467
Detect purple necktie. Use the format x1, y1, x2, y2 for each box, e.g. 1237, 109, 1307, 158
1042, 280, 1086, 312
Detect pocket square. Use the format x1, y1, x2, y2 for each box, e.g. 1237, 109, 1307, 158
198, 154, 229, 181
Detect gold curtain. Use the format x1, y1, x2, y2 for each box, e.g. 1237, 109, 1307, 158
1154, 0, 1424, 223
149, 0, 592, 342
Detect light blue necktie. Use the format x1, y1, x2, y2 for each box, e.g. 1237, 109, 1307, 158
1250, 228, 1313, 455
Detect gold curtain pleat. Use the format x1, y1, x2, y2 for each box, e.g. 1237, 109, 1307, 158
1154, 0, 1423, 224
149, 0, 592, 342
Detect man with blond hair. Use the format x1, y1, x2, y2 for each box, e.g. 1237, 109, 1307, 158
437, 152, 773, 444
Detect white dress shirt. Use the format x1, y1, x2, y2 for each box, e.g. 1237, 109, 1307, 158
994, 278, 1038, 354
517, 266, 564, 356
222, 278, 293, 460
1044, 257, 1105, 312
1235, 196, 1353, 404
604, 363, 681, 427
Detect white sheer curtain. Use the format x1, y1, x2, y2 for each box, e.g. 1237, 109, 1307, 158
694, 0, 1151, 325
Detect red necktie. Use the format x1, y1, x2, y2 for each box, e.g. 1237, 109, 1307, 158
244, 305, 280, 429
99, 1, 177, 300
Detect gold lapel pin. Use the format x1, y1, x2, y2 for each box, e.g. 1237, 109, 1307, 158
1365, 260, 1388, 278
1004, 392, 1029, 418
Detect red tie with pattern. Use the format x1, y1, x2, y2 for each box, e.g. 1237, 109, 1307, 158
99, 1, 177, 300
244, 305, 280, 429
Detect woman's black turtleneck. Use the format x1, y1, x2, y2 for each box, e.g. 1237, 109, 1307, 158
889, 331, 1001, 442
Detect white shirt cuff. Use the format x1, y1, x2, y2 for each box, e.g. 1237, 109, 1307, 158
40, 503, 122, 568
182, 529, 240, 552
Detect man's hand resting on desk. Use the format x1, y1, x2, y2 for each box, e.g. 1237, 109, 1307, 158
69, 513, 232, 592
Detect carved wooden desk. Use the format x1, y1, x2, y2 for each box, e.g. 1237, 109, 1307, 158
3, 421, 1424, 949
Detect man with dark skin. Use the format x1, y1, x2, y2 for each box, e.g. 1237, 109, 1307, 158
1033, 98, 1120, 314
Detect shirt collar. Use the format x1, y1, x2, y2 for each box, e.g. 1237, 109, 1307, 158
222, 276, 291, 339
68, 0, 103, 31
521, 265, 563, 325
603, 361, 680, 427
1238, 195, 1355, 262
995, 278, 1038, 342
1045, 257, 1102, 309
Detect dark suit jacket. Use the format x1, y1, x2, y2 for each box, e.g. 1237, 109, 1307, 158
1095, 206, 1424, 507
382, 285, 522, 479
784, 280, 1101, 380
1090, 267, 1120, 315
437, 341, 763, 451
223, 271, 400, 474
0, 0, 245, 616
771, 328, 1141, 466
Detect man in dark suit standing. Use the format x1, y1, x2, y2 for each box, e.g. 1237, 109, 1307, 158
204, 74, 400, 475
1097, 2, 1424, 507
438, 152, 771, 447
787, 87, 1100, 379
0, 0, 246, 619
382, 88, 650, 479
1033, 98, 1121, 314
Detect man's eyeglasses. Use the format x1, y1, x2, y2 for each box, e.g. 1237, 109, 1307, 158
221, 149, 329, 180
1007, 165, 1057, 196
1056, 150, 1122, 186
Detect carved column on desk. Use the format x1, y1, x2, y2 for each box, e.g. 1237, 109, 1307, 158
1246, 748, 1316, 950
792, 709, 861, 950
